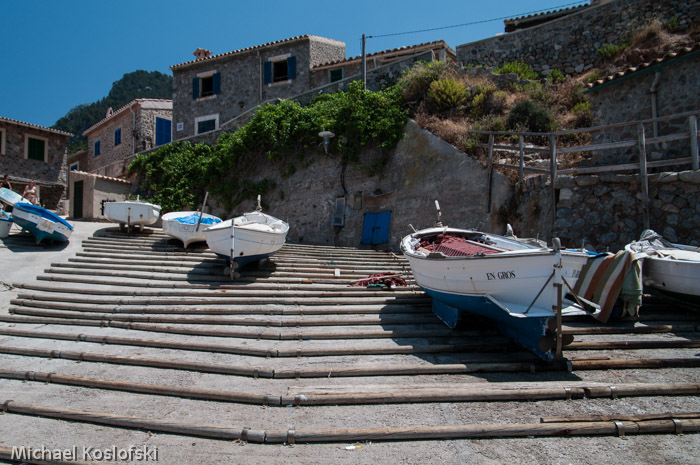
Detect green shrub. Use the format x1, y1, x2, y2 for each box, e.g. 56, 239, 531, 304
427, 78, 469, 112
470, 85, 506, 118
507, 100, 554, 133
664, 15, 680, 32
495, 61, 538, 80
597, 43, 625, 59
546, 69, 566, 84
398, 61, 450, 102
572, 101, 592, 128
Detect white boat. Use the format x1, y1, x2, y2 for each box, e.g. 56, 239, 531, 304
204, 197, 289, 270
11, 202, 73, 243
162, 211, 222, 248
0, 209, 12, 239
626, 230, 700, 305
401, 223, 593, 360
104, 200, 161, 228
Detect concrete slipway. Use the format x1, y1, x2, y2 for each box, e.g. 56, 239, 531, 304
0, 220, 699, 465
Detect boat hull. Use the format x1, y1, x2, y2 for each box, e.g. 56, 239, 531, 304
0, 214, 12, 239
204, 211, 288, 267
162, 211, 222, 248
642, 252, 700, 304
104, 201, 161, 226
401, 227, 590, 360
11, 202, 73, 243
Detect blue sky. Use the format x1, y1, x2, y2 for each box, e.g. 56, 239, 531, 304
1, 0, 585, 128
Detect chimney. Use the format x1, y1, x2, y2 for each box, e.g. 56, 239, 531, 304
193, 48, 212, 60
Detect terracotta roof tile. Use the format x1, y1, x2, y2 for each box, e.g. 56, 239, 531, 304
311, 41, 455, 70
70, 170, 132, 184
504, 3, 589, 25
587, 43, 700, 89
170, 35, 343, 70
0, 116, 73, 137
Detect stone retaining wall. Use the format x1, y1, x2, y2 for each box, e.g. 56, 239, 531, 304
456, 0, 700, 75
539, 170, 700, 251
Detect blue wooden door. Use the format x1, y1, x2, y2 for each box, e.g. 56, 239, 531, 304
361, 211, 391, 245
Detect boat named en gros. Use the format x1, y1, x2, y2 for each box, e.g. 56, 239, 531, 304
626, 230, 700, 305
204, 196, 289, 271
401, 223, 592, 360
104, 200, 161, 229
162, 211, 222, 248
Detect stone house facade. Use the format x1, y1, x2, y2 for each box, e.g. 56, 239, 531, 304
83, 99, 172, 178
585, 44, 700, 167
0, 116, 72, 210
309, 41, 455, 89
170, 35, 345, 140
68, 171, 133, 220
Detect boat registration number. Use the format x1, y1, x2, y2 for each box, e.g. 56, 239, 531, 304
37, 218, 55, 234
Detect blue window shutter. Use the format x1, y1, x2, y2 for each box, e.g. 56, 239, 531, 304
361, 213, 376, 245
287, 55, 296, 80
263, 61, 272, 84
192, 77, 199, 99
94, 140, 100, 156
213, 72, 221, 94
156, 118, 172, 146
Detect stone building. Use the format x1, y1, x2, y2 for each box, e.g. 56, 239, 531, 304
0, 116, 72, 210
309, 41, 455, 89
585, 43, 700, 166
83, 99, 172, 178
169, 35, 346, 140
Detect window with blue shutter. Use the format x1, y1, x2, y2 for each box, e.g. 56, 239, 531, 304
263, 61, 272, 84
287, 56, 296, 80
155, 118, 172, 146
360, 211, 392, 245
192, 77, 199, 99
330, 68, 343, 83
114, 128, 121, 146
212, 72, 221, 95
94, 140, 101, 156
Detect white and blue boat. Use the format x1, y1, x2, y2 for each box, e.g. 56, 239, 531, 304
11, 202, 74, 243
162, 211, 222, 248
401, 224, 591, 360
0, 209, 12, 239
204, 196, 288, 271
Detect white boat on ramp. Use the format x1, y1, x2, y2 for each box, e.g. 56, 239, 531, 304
204, 196, 288, 271
104, 200, 161, 229
162, 211, 222, 248
626, 230, 700, 305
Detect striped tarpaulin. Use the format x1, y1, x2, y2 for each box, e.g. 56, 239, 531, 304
572, 250, 638, 323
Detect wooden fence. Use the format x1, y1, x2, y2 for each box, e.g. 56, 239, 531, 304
470, 110, 700, 230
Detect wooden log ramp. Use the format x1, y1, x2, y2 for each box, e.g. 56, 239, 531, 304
2, 400, 699, 444
2, 230, 700, 448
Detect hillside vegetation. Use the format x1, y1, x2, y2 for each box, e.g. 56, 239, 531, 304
53, 70, 172, 153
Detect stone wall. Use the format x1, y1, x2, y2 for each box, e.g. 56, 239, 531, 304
456, 0, 700, 75
207, 119, 514, 251
543, 170, 700, 251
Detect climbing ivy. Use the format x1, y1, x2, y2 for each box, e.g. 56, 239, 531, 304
128, 81, 407, 214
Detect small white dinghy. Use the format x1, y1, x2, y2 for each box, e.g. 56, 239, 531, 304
104, 199, 161, 229
162, 211, 222, 248
204, 196, 288, 273
626, 230, 700, 305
